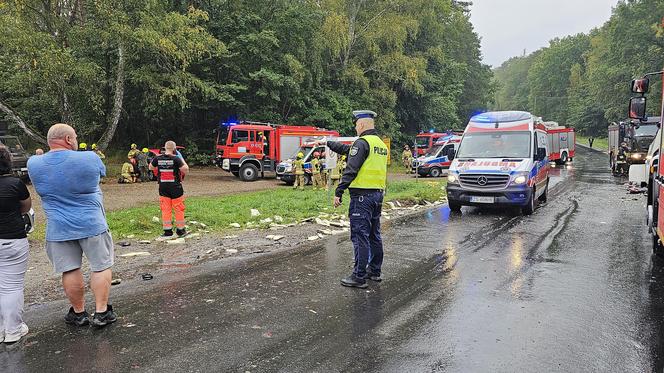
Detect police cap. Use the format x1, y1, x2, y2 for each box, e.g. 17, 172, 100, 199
352, 110, 377, 123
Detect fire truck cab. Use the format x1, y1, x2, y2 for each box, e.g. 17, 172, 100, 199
414, 132, 453, 156
214, 121, 338, 181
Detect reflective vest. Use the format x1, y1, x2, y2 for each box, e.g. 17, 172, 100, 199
349, 135, 388, 190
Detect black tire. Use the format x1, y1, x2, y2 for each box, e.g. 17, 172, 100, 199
304, 174, 312, 185
429, 167, 442, 178
538, 180, 548, 202
653, 234, 664, 256
239, 164, 259, 182
560, 152, 568, 163
522, 187, 536, 215
448, 199, 462, 213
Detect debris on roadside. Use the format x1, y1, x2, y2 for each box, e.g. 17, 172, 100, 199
151, 216, 160, 223
251, 209, 261, 217
138, 240, 151, 244
119, 251, 151, 257
117, 241, 131, 247
141, 273, 153, 281
229, 223, 241, 228
166, 238, 185, 245
307, 236, 319, 241
315, 218, 331, 227
222, 235, 239, 239
260, 217, 273, 224
266, 235, 285, 241
273, 215, 284, 223
111, 279, 122, 285
226, 248, 238, 254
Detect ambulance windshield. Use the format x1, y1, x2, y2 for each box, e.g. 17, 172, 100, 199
415, 137, 430, 148
456, 131, 531, 159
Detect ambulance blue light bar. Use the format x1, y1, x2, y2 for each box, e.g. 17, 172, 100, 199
471, 111, 532, 124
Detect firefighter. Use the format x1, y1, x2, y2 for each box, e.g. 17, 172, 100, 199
311, 151, 323, 190
320, 151, 329, 189
329, 154, 347, 191
136, 148, 150, 182
325, 110, 388, 288
78, 142, 88, 151
127, 143, 140, 160
91, 143, 105, 160
292, 152, 305, 190
402, 145, 413, 174
119, 160, 134, 183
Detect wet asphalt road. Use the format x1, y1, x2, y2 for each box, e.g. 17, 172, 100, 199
4, 147, 664, 372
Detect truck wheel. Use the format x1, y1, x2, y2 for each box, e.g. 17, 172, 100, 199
239, 164, 259, 182
429, 167, 442, 178
653, 234, 664, 256
560, 152, 568, 163
522, 187, 536, 215
448, 199, 462, 213
304, 174, 311, 185
538, 180, 548, 203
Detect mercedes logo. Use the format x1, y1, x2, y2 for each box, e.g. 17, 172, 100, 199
477, 176, 488, 186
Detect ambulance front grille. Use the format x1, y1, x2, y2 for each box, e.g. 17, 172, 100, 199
459, 173, 510, 189
276, 165, 286, 173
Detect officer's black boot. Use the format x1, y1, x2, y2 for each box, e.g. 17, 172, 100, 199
362, 272, 382, 282
340, 274, 368, 288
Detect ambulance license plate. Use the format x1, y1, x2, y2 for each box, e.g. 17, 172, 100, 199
470, 196, 494, 204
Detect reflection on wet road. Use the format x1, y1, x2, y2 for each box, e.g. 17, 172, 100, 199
5, 147, 664, 372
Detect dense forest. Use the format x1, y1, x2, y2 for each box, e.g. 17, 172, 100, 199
493, 0, 664, 136
0, 0, 493, 154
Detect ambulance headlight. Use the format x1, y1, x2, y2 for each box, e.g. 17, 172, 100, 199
284, 164, 292, 172
631, 153, 642, 160
447, 174, 458, 183
513, 174, 528, 185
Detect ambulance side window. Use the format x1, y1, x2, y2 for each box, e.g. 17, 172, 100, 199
442, 145, 453, 158
250, 131, 255, 141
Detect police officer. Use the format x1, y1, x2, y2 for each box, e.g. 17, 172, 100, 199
325, 110, 388, 288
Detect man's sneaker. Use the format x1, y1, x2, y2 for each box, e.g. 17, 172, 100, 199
156, 230, 174, 241
176, 228, 188, 238
362, 272, 382, 282
4, 323, 29, 343
64, 307, 90, 326
91, 305, 117, 328
340, 275, 368, 289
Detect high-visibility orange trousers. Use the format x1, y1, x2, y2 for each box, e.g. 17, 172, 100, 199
160, 196, 186, 230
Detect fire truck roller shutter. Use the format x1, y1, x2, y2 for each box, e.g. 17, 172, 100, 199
279, 136, 302, 161
547, 133, 554, 156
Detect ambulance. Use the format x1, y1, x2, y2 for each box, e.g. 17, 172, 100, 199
411, 135, 462, 177
446, 111, 550, 215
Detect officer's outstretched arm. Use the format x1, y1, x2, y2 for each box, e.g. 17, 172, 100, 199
326, 141, 351, 156
335, 139, 369, 199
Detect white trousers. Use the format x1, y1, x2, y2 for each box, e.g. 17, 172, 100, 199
0, 238, 29, 334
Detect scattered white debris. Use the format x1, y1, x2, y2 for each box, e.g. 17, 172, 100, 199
166, 238, 185, 245
260, 217, 273, 224
119, 252, 151, 257
229, 223, 241, 228
317, 233, 326, 238
188, 233, 201, 238
152, 216, 160, 223
138, 240, 151, 244
190, 220, 199, 225
206, 249, 214, 254
199, 223, 208, 228
222, 235, 238, 239
226, 248, 238, 254
318, 229, 333, 235
273, 215, 284, 223
387, 202, 396, 209
251, 209, 261, 217
126, 234, 135, 239
308, 236, 319, 241
205, 299, 215, 303
309, 309, 318, 314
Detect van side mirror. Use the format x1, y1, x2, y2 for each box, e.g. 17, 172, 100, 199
629, 97, 647, 120
536, 148, 547, 161
631, 78, 650, 94
447, 148, 456, 160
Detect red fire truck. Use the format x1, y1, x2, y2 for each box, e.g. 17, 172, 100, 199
414, 132, 453, 156
632, 67, 664, 255
214, 121, 339, 181
543, 122, 575, 164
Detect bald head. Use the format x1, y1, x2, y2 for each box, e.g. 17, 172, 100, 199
165, 141, 176, 154
354, 117, 375, 136
47, 123, 77, 151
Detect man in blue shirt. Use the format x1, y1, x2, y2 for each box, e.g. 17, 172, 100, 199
28, 123, 117, 328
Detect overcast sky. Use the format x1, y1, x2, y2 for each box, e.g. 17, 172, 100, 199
469, 0, 619, 67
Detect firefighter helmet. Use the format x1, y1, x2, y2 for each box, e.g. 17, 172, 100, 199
142, 148, 149, 153
131, 143, 137, 149
91, 143, 97, 150
297, 152, 304, 159
79, 143, 87, 150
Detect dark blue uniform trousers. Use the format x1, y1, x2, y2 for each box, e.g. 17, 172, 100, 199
349, 191, 384, 277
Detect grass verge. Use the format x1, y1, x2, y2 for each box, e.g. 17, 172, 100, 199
94, 178, 445, 239
576, 135, 608, 152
